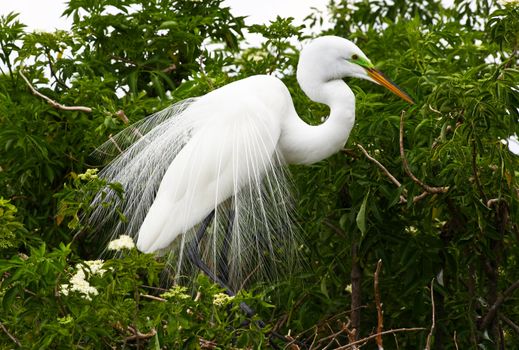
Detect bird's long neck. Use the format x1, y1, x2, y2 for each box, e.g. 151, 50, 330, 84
279, 79, 356, 165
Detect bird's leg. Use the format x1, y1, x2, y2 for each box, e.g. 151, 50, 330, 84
218, 209, 234, 286
185, 210, 260, 321
186, 211, 228, 288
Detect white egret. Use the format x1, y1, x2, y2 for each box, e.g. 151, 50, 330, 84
89, 36, 413, 290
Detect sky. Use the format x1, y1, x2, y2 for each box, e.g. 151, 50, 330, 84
0, 0, 329, 31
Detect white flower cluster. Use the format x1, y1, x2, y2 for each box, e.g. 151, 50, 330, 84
107, 235, 136, 251
77, 168, 99, 181
213, 292, 234, 306
60, 260, 106, 301
161, 285, 191, 300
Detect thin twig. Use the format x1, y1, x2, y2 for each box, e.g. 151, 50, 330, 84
125, 326, 157, 341
480, 279, 519, 330
357, 144, 408, 203
357, 144, 402, 188
374, 259, 384, 350
0, 321, 21, 347
140, 294, 167, 302
322, 323, 346, 350
399, 111, 449, 195
425, 278, 436, 350
453, 331, 459, 350
19, 70, 92, 113
412, 191, 430, 203
334, 327, 426, 349
500, 314, 519, 335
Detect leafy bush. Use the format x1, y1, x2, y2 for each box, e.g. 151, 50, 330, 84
0, 0, 518, 348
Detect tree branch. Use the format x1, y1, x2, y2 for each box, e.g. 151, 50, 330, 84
334, 327, 426, 349
500, 314, 519, 335
399, 110, 449, 195
425, 278, 436, 350
125, 326, 157, 342
0, 321, 21, 347
480, 279, 519, 331
19, 70, 92, 113
140, 294, 166, 302
356, 143, 409, 204
374, 259, 384, 350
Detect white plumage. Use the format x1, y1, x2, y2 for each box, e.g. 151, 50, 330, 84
88, 36, 413, 288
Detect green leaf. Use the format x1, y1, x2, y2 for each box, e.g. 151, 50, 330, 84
356, 190, 370, 236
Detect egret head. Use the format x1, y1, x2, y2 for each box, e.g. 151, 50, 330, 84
297, 36, 414, 104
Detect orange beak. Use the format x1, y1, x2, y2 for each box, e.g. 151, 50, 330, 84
367, 68, 415, 104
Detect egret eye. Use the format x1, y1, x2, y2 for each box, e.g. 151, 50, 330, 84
351, 54, 359, 60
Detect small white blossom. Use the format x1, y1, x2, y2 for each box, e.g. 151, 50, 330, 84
108, 235, 135, 251
345, 284, 352, 294
60, 262, 102, 301
83, 260, 106, 276
77, 168, 99, 181
213, 292, 234, 306
60, 284, 70, 296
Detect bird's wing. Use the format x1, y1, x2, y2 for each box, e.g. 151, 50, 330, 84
136, 96, 282, 252
88, 76, 300, 288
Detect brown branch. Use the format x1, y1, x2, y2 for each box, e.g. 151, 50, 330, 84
480, 279, 519, 330
487, 198, 505, 208
0, 321, 21, 347
323, 219, 349, 239
140, 294, 166, 302
413, 191, 430, 203
453, 331, 459, 350
399, 111, 449, 195
116, 110, 130, 124
357, 144, 402, 188
19, 70, 92, 113
125, 326, 157, 341
374, 259, 384, 350
357, 144, 408, 203
425, 278, 436, 350
334, 327, 426, 349
350, 243, 362, 341
500, 314, 519, 335
322, 323, 347, 350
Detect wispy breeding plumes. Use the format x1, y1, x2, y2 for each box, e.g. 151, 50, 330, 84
87, 98, 300, 290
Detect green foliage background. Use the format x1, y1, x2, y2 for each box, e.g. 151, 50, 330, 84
0, 0, 518, 348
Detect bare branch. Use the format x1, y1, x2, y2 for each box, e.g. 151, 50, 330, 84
357, 144, 408, 206
374, 259, 384, 350
334, 327, 426, 349
115, 110, 130, 124
500, 314, 519, 335
480, 279, 519, 330
453, 331, 459, 350
125, 326, 157, 341
487, 198, 505, 208
0, 321, 21, 347
399, 111, 449, 195
19, 70, 93, 113
413, 191, 430, 203
140, 294, 166, 302
425, 278, 436, 350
